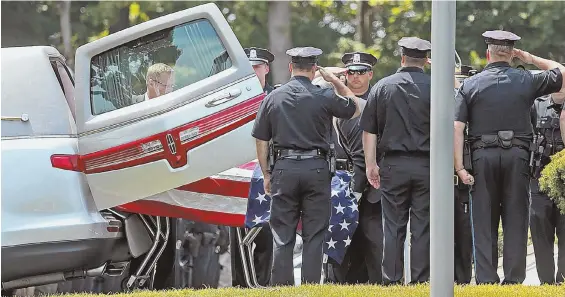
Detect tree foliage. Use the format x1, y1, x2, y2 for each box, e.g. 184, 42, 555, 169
539, 149, 565, 214
2, 0, 565, 79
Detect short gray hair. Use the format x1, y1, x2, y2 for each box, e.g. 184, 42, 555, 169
404, 56, 427, 67
488, 44, 513, 59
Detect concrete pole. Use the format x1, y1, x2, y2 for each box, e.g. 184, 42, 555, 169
430, 1, 456, 297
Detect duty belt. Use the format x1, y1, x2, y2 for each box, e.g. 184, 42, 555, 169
470, 131, 530, 151
277, 149, 326, 160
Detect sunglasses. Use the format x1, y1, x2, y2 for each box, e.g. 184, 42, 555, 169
347, 69, 368, 75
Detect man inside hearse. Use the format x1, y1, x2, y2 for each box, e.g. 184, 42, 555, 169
133, 63, 176, 103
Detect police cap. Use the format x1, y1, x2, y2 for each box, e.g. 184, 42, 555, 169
286, 47, 323, 65
244, 47, 274, 66
341, 52, 378, 71
482, 30, 521, 46
398, 37, 431, 58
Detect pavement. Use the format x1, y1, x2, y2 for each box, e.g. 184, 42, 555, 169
218, 236, 557, 287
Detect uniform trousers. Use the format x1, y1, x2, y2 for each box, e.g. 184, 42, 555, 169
269, 157, 331, 286
529, 178, 565, 284
454, 183, 473, 284
470, 146, 530, 284
379, 153, 430, 285
328, 189, 383, 284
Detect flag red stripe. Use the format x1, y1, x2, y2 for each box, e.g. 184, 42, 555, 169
176, 177, 251, 198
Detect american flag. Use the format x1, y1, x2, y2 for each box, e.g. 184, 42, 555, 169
118, 159, 359, 264
244, 163, 359, 265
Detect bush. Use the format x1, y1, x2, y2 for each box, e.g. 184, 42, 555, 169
56, 284, 565, 297
539, 149, 565, 214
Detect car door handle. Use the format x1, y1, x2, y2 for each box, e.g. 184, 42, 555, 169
1, 114, 29, 122
205, 89, 242, 108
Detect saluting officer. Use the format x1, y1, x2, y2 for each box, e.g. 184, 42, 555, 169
454, 30, 565, 284
530, 92, 565, 284
251, 47, 361, 286
330, 52, 382, 284
230, 47, 276, 287
360, 37, 432, 285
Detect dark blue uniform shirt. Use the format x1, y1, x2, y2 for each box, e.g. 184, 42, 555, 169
252, 76, 356, 153
360, 67, 431, 154
455, 62, 562, 139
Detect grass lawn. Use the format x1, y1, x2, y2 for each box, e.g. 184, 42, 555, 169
54, 284, 565, 297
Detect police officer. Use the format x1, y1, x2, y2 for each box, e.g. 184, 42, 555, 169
360, 37, 432, 285
329, 52, 382, 284
251, 47, 361, 286
230, 47, 276, 287
453, 66, 474, 285
454, 30, 565, 284
246, 47, 276, 93
530, 92, 565, 284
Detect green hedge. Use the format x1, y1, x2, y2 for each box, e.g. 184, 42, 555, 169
539, 149, 565, 213
55, 284, 565, 297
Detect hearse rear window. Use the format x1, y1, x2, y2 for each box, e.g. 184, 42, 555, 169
90, 19, 232, 115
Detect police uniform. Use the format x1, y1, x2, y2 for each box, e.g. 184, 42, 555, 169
453, 77, 473, 284
454, 30, 563, 284
251, 47, 357, 286
230, 47, 276, 287
360, 37, 432, 285
530, 95, 565, 284
329, 52, 383, 284
245, 47, 275, 94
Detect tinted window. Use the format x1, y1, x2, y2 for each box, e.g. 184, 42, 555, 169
90, 19, 233, 115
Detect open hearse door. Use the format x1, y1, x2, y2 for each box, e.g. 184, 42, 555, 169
72, 3, 264, 210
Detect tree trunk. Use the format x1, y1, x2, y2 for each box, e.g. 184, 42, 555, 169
268, 1, 292, 84
109, 4, 130, 34
356, 1, 373, 46
58, 0, 73, 67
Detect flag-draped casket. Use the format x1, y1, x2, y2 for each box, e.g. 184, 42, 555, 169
117, 160, 359, 264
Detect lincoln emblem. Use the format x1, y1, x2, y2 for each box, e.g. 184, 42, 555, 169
166, 134, 176, 155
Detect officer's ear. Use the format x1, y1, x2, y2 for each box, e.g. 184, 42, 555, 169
486, 49, 490, 61
265, 64, 270, 75
368, 71, 374, 80
288, 62, 293, 73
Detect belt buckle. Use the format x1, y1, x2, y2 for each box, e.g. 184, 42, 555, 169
454, 174, 459, 186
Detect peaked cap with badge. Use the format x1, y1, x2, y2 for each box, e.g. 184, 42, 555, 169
286, 47, 323, 65
482, 30, 521, 47
341, 52, 378, 71
398, 37, 431, 58
244, 47, 275, 66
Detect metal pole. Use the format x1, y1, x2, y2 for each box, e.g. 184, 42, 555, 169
403, 219, 411, 284
430, 1, 456, 297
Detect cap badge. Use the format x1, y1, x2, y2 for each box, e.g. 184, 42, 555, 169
353, 53, 361, 63
250, 49, 257, 59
